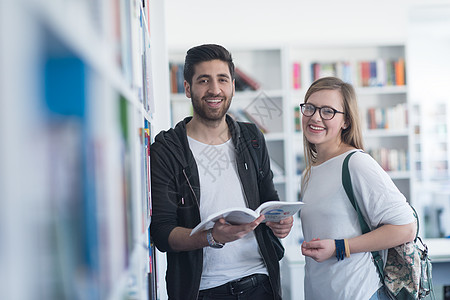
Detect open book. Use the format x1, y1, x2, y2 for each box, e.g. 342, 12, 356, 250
190, 201, 304, 236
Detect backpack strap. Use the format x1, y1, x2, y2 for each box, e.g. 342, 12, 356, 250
342, 151, 385, 280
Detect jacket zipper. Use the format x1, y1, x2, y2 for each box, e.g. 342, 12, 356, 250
182, 169, 200, 208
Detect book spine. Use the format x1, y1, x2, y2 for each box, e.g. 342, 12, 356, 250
235, 67, 260, 90
395, 58, 405, 86
292, 62, 301, 89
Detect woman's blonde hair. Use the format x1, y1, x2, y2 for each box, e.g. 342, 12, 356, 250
301, 77, 364, 192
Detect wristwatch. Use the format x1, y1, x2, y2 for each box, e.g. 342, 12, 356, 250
206, 228, 225, 248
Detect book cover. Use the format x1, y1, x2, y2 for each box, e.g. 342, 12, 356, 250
190, 201, 304, 235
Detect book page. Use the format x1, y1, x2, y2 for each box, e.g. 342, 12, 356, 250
256, 201, 305, 222
190, 201, 305, 235
190, 207, 258, 235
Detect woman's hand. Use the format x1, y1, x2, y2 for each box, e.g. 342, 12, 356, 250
266, 216, 294, 238
301, 238, 336, 262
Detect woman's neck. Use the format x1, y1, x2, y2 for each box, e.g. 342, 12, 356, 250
314, 143, 355, 165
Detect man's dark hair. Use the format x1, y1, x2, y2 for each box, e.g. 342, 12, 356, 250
183, 44, 235, 85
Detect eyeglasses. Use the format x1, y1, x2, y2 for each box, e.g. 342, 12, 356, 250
299, 103, 345, 120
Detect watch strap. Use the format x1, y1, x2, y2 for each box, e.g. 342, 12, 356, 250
206, 228, 224, 248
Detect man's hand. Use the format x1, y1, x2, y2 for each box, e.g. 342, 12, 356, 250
211, 215, 265, 244
266, 216, 294, 238
301, 238, 335, 262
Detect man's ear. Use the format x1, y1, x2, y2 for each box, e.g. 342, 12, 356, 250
184, 80, 191, 98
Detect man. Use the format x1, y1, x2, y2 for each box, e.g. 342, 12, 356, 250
150, 44, 293, 300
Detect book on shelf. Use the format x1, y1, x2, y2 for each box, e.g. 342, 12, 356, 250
311, 61, 353, 84
169, 62, 185, 93
366, 103, 407, 130
294, 106, 302, 132
395, 58, 405, 86
169, 62, 178, 93
386, 60, 396, 86
368, 61, 377, 87
312, 58, 406, 87
359, 61, 371, 87
311, 62, 336, 81
235, 67, 260, 91
376, 58, 387, 86
368, 148, 408, 172
190, 201, 305, 235
292, 62, 301, 89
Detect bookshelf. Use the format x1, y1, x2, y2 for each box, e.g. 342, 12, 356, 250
1, 0, 168, 299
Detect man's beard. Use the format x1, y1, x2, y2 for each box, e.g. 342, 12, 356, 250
191, 92, 231, 123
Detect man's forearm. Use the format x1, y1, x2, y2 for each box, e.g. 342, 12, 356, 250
168, 227, 209, 251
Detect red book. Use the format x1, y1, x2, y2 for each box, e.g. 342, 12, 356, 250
360, 61, 371, 87
235, 67, 260, 90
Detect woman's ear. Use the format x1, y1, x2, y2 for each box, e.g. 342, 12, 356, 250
342, 120, 349, 130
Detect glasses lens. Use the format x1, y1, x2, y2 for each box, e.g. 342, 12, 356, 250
320, 107, 335, 120
301, 104, 316, 117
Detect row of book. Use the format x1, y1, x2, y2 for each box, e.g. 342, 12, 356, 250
112, 0, 154, 113
365, 103, 408, 130
169, 63, 261, 93
40, 2, 157, 299
310, 58, 406, 87
367, 148, 409, 172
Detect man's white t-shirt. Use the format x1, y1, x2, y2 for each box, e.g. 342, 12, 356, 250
300, 150, 415, 300
188, 137, 268, 290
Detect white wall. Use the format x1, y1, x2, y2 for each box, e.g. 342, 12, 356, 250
166, 0, 450, 49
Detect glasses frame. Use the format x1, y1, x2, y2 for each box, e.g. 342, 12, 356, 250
299, 103, 345, 120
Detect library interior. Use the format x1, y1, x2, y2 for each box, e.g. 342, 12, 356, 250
1, 0, 450, 299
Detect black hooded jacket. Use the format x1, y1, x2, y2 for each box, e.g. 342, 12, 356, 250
150, 115, 282, 300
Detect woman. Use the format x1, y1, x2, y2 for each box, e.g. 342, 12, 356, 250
299, 77, 416, 299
